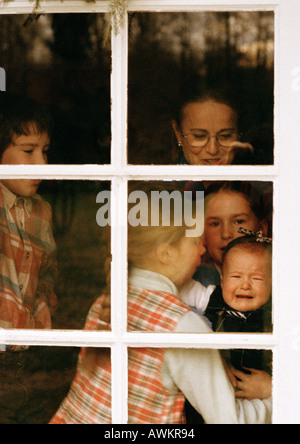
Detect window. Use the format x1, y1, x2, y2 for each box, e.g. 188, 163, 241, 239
0, 0, 299, 424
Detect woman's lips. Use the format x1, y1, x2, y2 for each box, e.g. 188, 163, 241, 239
202, 158, 222, 165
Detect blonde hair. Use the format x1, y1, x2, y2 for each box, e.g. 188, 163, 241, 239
83, 181, 200, 374
127, 181, 193, 269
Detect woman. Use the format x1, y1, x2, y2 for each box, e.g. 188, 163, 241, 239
172, 80, 254, 165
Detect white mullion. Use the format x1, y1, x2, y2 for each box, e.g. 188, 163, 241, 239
110, 178, 128, 337
0, 0, 110, 14
270, 176, 278, 338
275, 0, 300, 424
111, 343, 128, 424
0, 328, 276, 349
0, 0, 279, 14
124, 165, 277, 181
109, 177, 128, 423
0, 0, 284, 424
0, 164, 277, 180
128, 0, 278, 11
110, 12, 129, 422
0, 164, 116, 181
111, 11, 128, 168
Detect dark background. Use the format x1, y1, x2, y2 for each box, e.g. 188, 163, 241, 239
0, 11, 274, 165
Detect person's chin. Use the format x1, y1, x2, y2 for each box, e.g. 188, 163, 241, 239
20, 180, 41, 197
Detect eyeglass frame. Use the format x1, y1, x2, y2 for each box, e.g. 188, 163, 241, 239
180, 130, 242, 149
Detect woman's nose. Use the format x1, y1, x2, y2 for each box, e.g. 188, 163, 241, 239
205, 136, 220, 155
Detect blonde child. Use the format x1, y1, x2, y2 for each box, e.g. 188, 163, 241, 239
51, 183, 271, 424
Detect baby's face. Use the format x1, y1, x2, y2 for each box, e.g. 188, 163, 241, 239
221, 248, 272, 312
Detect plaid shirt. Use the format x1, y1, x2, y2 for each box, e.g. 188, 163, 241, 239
0, 184, 57, 340
51, 285, 191, 424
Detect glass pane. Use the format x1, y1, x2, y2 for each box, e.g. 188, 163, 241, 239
0, 345, 112, 424
50, 348, 111, 424
0, 346, 78, 424
128, 12, 274, 165
127, 180, 273, 333
0, 13, 111, 164
0, 179, 110, 330
128, 348, 272, 424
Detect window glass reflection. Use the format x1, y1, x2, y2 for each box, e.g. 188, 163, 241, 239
128, 348, 272, 424
0, 179, 110, 331
0, 346, 78, 424
127, 180, 273, 333
41, 180, 110, 329
128, 12, 274, 165
0, 14, 111, 164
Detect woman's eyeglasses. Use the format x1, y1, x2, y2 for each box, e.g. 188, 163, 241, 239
181, 130, 241, 148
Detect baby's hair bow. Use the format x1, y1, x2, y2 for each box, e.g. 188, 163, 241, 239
238, 227, 272, 243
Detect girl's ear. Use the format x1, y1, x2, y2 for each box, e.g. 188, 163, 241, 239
259, 218, 269, 236
156, 243, 173, 265
172, 120, 181, 145
220, 273, 224, 289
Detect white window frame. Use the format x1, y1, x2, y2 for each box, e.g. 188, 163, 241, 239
0, 0, 300, 424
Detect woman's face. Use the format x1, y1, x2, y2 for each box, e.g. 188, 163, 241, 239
203, 190, 267, 267
173, 100, 238, 166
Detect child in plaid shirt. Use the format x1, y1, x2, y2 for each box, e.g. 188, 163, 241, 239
0, 95, 58, 423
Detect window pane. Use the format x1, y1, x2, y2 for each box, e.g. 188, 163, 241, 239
0, 346, 78, 424
0, 14, 111, 164
127, 180, 273, 333
43, 180, 111, 329
0, 179, 110, 330
128, 12, 274, 166
128, 347, 272, 424
50, 347, 111, 424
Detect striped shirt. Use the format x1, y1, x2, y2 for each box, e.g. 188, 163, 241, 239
0, 183, 57, 343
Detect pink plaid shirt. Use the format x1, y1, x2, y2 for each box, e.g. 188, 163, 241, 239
51, 285, 190, 424
0, 184, 57, 341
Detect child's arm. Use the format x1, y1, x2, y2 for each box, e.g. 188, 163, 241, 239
179, 279, 215, 313
231, 367, 272, 400
164, 312, 272, 424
